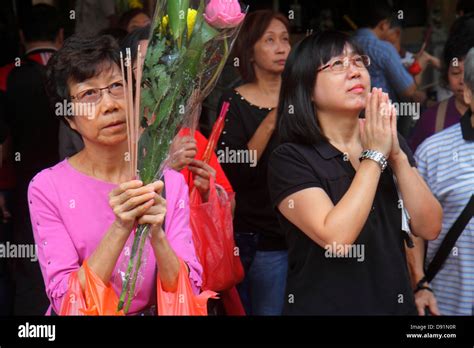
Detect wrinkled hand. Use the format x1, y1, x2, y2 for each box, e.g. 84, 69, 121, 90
169, 135, 197, 171
188, 159, 216, 202
415, 288, 440, 316
138, 181, 167, 234
109, 180, 161, 234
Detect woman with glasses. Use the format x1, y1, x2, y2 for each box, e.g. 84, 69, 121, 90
267, 31, 442, 315
29, 35, 202, 315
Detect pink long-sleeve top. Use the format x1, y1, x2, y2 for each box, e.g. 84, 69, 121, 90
28, 159, 202, 315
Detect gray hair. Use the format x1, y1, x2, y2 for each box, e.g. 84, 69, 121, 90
465, 47, 474, 92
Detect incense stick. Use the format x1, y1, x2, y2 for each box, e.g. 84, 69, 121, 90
120, 51, 133, 180
120, 46, 146, 180
126, 48, 135, 179
118, 47, 142, 309
134, 46, 144, 179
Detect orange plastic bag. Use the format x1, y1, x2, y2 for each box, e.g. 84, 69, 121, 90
157, 258, 217, 315
189, 177, 244, 292
59, 260, 124, 316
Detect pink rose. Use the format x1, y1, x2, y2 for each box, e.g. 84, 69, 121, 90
204, 0, 245, 29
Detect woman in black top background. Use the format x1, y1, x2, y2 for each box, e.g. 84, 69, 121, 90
216, 10, 291, 315
268, 31, 442, 315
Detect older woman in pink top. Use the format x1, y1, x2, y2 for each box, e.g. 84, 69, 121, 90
28, 35, 202, 315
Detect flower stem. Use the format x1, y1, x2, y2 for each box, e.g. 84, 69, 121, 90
124, 225, 149, 314
118, 225, 145, 311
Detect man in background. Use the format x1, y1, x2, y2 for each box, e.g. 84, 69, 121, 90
74, 0, 117, 36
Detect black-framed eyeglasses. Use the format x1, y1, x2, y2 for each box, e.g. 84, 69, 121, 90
317, 55, 371, 73
71, 80, 125, 104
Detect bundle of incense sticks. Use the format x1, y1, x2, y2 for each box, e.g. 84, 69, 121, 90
120, 46, 144, 180
118, 46, 146, 313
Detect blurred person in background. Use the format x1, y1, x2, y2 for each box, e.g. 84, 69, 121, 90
216, 10, 291, 315
0, 110, 13, 315
411, 47, 474, 316
384, 15, 441, 86
74, 0, 117, 37
119, 8, 151, 33
455, 0, 474, 19
3, 3, 63, 314
410, 14, 474, 151
353, 0, 427, 137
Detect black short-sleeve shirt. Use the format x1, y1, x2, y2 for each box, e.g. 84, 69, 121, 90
267, 137, 417, 315
217, 89, 285, 250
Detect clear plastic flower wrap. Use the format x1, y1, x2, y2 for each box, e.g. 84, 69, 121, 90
118, 0, 247, 313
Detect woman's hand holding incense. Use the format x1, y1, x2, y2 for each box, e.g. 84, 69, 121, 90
138, 180, 167, 232
109, 180, 159, 234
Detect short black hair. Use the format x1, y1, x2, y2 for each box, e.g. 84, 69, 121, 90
99, 27, 129, 43
119, 8, 149, 30
46, 35, 120, 113
277, 31, 365, 145
120, 25, 151, 62
388, 13, 404, 30
443, 14, 474, 83
359, 0, 393, 28
21, 4, 61, 42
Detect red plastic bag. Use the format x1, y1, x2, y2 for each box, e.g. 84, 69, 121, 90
189, 177, 244, 291
59, 260, 124, 316
157, 258, 217, 315
221, 286, 246, 315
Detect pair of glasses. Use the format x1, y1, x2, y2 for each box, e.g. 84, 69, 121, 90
317, 55, 371, 72
71, 81, 125, 104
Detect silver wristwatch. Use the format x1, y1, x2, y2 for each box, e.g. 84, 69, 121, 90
359, 149, 388, 172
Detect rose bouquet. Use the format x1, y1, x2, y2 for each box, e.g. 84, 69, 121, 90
118, 0, 247, 313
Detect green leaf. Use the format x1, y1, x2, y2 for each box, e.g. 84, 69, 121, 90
153, 65, 166, 79
188, 0, 219, 46
167, 0, 189, 46
190, 0, 205, 38
141, 88, 155, 111
199, 20, 220, 45
153, 89, 176, 127
145, 36, 166, 65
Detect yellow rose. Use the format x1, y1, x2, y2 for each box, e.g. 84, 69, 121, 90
161, 9, 198, 38
162, 15, 169, 29
187, 9, 197, 36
